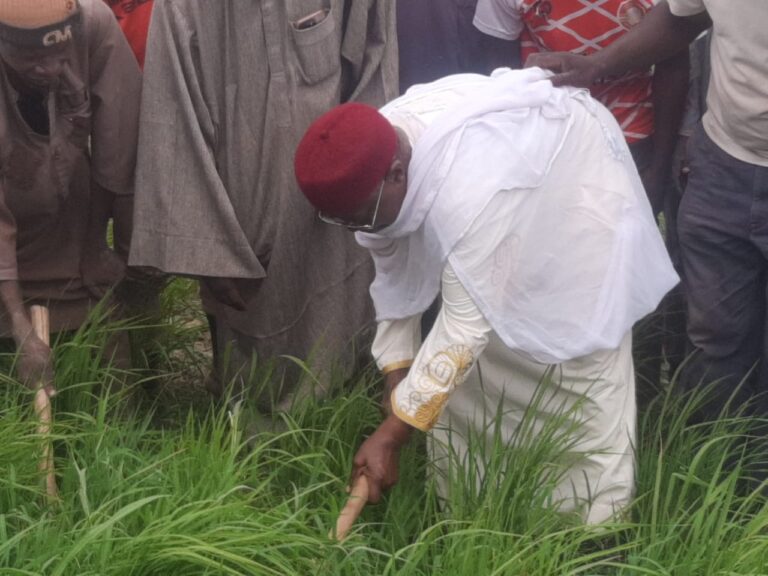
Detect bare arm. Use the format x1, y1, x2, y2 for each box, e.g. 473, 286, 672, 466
0, 183, 55, 395
642, 50, 690, 214
89, 182, 168, 319
651, 52, 690, 167
353, 263, 491, 502
0, 280, 33, 346
87, 179, 134, 261
0, 281, 55, 396
81, 180, 126, 298
527, 2, 710, 88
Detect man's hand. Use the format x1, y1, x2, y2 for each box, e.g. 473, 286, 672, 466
202, 277, 247, 311
526, 52, 602, 88
0, 281, 56, 396
81, 247, 126, 299
17, 333, 55, 397
351, 414, 413, 503
381, 367, 409, 416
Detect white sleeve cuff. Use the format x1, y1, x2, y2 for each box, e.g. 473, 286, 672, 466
372, 317, 421, 373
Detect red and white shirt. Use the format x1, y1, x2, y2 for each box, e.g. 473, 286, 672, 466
474, 0, 657, 143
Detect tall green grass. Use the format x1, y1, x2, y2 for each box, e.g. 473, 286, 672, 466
2, 290, 768, 575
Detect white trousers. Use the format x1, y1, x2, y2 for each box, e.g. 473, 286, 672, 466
430, 331, 636, 524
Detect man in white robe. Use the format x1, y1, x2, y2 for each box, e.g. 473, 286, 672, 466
294, 68, 678, 523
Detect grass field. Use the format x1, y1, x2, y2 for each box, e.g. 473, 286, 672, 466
2, 281, 768, 575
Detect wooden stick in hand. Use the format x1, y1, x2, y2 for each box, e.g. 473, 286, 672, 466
30, 305, 58, 503
331, 475, 369, 541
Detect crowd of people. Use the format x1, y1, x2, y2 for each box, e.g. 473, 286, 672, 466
1, 0, 765, 523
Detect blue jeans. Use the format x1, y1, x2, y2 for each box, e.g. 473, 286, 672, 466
678, 123, 768, 417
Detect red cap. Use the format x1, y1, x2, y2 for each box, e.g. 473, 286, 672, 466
295, 103, 397, 218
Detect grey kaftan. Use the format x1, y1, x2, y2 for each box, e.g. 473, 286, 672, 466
129, 0, 398, 403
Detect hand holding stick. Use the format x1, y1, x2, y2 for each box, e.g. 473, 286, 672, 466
30, 305, 58, 503
331, 474, 369, 541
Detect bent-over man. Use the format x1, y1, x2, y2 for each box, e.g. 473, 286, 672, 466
294, 68, 678, 523
0, 0, 142, 396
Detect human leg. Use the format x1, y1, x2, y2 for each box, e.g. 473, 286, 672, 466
678, 124, 767, 418
431, 332, 636, 524
749, 163, 768, 406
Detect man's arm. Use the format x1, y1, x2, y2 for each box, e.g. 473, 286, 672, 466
80, 180, 127, 298
371, 316, 421, 414
0, 186, 54, 396
527, 2, 710, 87
0, 281, 55, 396
642, 50, 690, 215
80, 3, 139, 297
352, 262, 492, 502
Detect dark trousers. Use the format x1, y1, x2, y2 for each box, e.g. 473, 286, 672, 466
678, 123, 768, 418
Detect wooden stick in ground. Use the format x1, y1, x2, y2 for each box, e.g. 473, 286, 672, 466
331, 475, 369, 541
30, 305, 58, 503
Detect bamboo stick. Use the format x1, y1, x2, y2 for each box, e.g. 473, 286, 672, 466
30, 305, 58, 503
331, 475, 369, 541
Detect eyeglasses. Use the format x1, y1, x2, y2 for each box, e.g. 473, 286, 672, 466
317, 179, 385, 231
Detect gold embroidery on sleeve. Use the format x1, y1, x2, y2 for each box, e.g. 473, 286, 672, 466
413, 392, 450, 429
420, 344, 474, 389
400, 345, 475, 430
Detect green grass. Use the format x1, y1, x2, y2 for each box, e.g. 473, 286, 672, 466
2, 284, 768, 575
